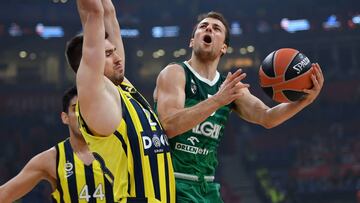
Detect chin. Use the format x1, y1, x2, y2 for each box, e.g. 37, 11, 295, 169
113, 77, 124, 86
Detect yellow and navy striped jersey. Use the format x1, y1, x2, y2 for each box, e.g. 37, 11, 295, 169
51, 139, 114, 203
76, 82, 175, 203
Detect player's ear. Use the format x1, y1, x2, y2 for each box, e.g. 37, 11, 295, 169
61, 112, 69, 125
220, 43, 227, 55
189, 38, 194, 48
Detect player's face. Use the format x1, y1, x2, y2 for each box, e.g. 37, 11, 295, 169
62, 96, 81, 137
190, 17, 227, 61
104, 39, 124, 85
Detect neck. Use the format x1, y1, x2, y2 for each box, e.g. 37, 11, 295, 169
69, 132, 94, 165
187, 54, 220, 80
69, 133, 87, 152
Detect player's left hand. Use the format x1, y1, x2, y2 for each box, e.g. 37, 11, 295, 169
301, 63, 324, 104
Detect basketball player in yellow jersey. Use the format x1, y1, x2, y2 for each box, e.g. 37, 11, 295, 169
66, 0, 175, 202
0, 86, 114, 202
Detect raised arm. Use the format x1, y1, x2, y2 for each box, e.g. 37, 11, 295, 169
0, 149, 56, 203
102, 0, 125, 67
234, 63, 324, 128
76, 0, 122, 136
155, 64, 248, 137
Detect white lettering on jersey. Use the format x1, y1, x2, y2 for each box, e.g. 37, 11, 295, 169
64, 161, 74, 178
192, 121, 222, 139
175, 142, 209, 155
142, 134, 169, 150
143, 108, 157, 126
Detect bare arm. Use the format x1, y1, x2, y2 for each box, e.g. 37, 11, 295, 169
102, 0, 125, 66
76, 0, 122, 136
234, 63, 324, 128
78, 0, 124, 62
155, 64, 248, 137
0, 149, 56, 203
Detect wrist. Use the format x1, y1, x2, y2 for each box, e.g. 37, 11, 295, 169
209, 95, 223, 109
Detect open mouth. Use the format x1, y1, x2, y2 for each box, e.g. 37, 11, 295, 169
203, 35, 212, 44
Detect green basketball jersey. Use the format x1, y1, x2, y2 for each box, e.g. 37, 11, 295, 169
159, 61, 232, 177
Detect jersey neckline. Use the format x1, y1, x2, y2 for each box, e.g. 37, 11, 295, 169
183, 61, 220, 86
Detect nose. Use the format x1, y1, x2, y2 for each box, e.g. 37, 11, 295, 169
205, 25, 213, 32
113, 51, 122, 63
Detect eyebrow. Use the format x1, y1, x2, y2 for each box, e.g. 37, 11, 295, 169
199, 22, 223, 30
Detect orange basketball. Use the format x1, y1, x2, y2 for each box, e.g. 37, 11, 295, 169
259, 48, 313, 103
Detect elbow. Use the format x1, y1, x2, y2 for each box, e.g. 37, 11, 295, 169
85, 0, 104, 16
161, 121, 178, 138
103, 5, 116, 16
162, 124, 175, 138
260, 120, 278, 129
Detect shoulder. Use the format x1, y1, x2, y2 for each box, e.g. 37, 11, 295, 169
31, 147, 56, 166
25, 147, 56, 180
158, 63, 185, 81
36, 147, 57, 171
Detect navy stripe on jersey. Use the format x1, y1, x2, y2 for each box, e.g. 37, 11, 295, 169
55, 145, 65, 203
114, 130, 127, 156
104, 175, 114, 202
92, 152, 115, 183
164, 152, 170, 203
64, 140, 79, 203
127, 197, 148, 203
84, 165, 96, 203
121, 98, 145, 197
129, 98, 161, 200
113, 107, 132, 194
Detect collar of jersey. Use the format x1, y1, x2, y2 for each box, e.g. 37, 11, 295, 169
184, 61, 220, 86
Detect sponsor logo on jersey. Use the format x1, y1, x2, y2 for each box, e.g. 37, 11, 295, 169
187, 136, 199, 145
175, 142, 209, 155
190, 79, 197, 94
65, 161, 74, 178
125, 86, 137, 93
142, 133, 170, 155
192, 121, 222, 139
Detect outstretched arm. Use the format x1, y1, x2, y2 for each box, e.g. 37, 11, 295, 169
234, 63, 324, 128
155, 64, 248, 137
102, 0, 125, 67
76, 0, 122, 136
0, 149, 56, 203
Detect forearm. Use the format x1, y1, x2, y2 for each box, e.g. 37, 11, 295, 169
102, 0, 124, 61
263, 100, 308, 128
162, 97, 222, 137
0, 173, 42, 203
76, 0, 87, 27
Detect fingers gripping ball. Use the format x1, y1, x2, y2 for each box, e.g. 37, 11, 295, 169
259, 48, 313, 103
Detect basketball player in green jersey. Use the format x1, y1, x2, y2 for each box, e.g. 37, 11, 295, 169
67, 0, 175, 202
0, 86, 114, 202
154, 11, 324, 202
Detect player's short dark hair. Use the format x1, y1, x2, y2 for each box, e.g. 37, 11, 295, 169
65, 32, 109, 73
191, 11, 230, 47
62, 85, 77, 113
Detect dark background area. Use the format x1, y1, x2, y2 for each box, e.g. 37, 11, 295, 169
0, 0, 359, 202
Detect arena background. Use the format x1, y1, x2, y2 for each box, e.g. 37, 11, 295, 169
0, 0, 359, 202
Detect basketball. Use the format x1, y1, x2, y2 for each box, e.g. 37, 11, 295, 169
259, 48, 314, 103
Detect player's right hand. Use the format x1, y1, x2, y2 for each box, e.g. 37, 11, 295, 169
212, 69, 249, 106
